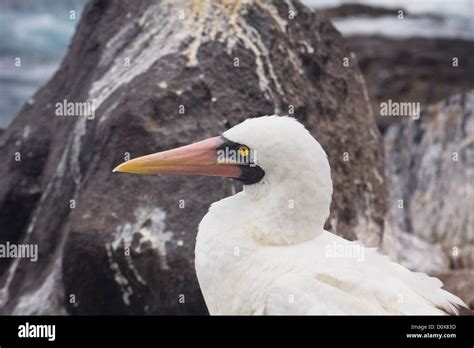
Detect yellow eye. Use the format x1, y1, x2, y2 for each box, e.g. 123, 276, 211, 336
238, 145, 249, 157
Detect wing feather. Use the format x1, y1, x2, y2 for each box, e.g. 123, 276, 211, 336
263, 238, 467, 315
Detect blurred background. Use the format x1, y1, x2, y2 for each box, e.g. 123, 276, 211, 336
0, 0, 472, 314
0, 0, 87, 128
1, 0, 473, 130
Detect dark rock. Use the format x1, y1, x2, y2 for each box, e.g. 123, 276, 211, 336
348, 36, 474, 132
316, 3, 441, 21
0, 0, 386, 314
317, 4, 407, 20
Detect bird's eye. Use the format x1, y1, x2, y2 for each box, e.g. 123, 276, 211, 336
238, 145, 249, 157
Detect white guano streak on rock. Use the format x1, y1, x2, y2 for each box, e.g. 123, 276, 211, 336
90, 2, 181, 108
90, 0, 293, 115
112, 207, 174, 274
11, 258, 66, 315
185, 0, 287, 106
105, 207, 173, 305
106, 243, 133, 306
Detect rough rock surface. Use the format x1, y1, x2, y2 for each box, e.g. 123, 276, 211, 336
385, 91, 474, 307
0, 0, 386, 314
385, 91, 473, 247
349, 36, 474, 132
394, 231, 450, 275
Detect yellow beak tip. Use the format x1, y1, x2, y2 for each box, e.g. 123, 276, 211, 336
113, 164, 125, 173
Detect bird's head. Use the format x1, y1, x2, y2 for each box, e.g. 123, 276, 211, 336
114, 116, 330, 190
114, 116, 333, 238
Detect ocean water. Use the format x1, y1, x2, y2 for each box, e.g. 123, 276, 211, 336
303, 0, 474, 40
303, 0, 474, 16
0, 0, 86, 128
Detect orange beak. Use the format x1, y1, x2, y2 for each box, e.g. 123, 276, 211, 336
113, 136, 241, 178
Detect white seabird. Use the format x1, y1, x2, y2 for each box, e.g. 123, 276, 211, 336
114, 115, 466, 315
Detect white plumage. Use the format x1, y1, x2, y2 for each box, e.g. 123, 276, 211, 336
194, 116, 466, 315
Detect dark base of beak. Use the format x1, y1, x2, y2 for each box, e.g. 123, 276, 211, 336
235, 165, 265, 185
